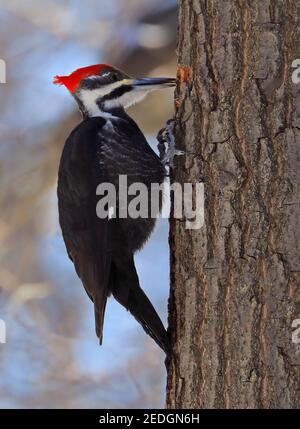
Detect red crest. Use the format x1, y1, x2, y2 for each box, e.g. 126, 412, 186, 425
53, 64, 113, 93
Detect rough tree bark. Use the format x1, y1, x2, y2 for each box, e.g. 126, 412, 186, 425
167, 0, 300, 409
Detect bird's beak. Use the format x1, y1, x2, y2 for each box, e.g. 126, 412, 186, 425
131, 77, 176, 91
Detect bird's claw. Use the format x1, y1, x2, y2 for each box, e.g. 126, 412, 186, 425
156, 119, 185, 168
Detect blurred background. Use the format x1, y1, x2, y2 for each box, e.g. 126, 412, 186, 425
0, 0, 177, 408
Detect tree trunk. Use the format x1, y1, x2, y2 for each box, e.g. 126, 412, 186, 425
167, 0, 300, 409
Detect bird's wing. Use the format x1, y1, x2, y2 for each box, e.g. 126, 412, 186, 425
57, 117, 111, 342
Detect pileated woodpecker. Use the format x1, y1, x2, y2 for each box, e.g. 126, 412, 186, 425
53, 64, 175, 352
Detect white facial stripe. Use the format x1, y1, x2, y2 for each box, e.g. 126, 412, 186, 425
83, 78, 131, 98
103, 89, 149, 110
85, 75, 101, 81
78, 79, 131, 116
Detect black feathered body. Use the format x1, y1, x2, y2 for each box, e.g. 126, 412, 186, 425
57, 110, 167, 351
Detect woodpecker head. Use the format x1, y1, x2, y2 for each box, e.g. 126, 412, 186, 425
53, 64, 176, 118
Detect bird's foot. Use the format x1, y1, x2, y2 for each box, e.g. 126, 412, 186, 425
156, 119, 185, 168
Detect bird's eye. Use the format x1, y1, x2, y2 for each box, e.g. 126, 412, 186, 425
111, 73, 118, 82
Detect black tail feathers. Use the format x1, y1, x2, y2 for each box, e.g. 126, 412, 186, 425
110, 254, 168, 353
94, 298, 107, 345
127, 286, 169, 353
